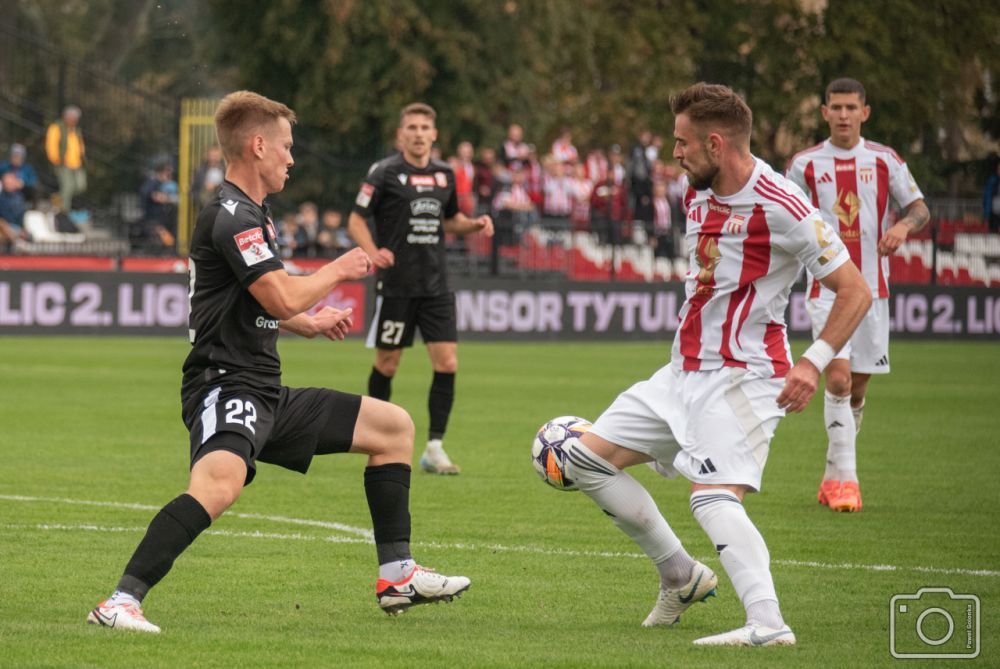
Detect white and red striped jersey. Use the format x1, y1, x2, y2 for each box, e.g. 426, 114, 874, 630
673, 158, 849, 379
786, 137, 923, 299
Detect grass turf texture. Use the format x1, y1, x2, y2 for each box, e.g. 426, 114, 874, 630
0, 336, 997, 668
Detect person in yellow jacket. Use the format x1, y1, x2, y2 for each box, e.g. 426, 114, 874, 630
46, 105, 87, 211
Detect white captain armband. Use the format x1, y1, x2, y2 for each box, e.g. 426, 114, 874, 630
800, 339, 836, 372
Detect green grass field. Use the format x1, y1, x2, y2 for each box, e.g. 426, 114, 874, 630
1, 336, 997, 668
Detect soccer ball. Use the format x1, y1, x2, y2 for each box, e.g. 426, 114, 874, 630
531, 415, 592, 491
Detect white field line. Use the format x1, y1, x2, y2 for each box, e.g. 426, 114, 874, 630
3, 494, 998, 579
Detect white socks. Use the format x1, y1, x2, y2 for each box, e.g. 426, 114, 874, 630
378, 559, 414, 582
852, 400, 865, 435
824, 391, 857, 481
690, 489, 784, 628
564, 439, 693, 587
109, 590, 142, 607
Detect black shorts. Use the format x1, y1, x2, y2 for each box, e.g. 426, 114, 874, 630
365, 292, 457, 349
182, 383, 362, 486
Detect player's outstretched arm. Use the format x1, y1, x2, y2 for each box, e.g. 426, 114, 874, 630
279, 306, 354, 340
347, 212, 394, 268
248, 248, 371, 320
777, 262, 871, 413
444, 212, 494, 237
878, 199, 929, 256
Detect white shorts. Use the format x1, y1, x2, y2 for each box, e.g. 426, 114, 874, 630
589, 365, 785, 491
806, 296, 890, 374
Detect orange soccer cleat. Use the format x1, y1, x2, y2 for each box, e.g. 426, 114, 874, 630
829, 480, 862, 512
817, 479, 841, 507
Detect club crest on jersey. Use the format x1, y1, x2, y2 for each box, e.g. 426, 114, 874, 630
725, 214, 745, 235
859, 167, 874, 183
434, 172, 448, 188
355, 183, 374, 208
410, 197, 442, 217
234, 227, 274, 266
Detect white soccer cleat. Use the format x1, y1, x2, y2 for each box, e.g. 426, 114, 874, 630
376, 565, 471, 616
87, 600, 161, 633
693, 622, 796, 646
642, 561, 718, 627
419, 441, 461, 475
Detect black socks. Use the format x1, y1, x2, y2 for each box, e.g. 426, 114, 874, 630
364, 463, 413, 564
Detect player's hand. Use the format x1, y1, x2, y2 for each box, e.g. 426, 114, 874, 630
313, 306, 353, 341
877, 222, 910, 256
474, 215, 494, 237
333, 247, 374, 280
775, 360, 820, 413
372, 247, 395, 268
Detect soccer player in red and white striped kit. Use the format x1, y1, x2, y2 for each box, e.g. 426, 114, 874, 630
786, 78, 929, 513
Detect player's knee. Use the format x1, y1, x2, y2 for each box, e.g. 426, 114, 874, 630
375, 350, 402, 377
562, 439, 619, 492
825, 369, 852, 396
379, 402, 415, 457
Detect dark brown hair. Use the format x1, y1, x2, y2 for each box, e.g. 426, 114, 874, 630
825, 77, 866, 103
671, 82, 752, 142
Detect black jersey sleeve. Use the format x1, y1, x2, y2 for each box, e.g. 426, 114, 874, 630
443, 169, 459, 219
351, 160, 384, 219
211, 202, 284, 288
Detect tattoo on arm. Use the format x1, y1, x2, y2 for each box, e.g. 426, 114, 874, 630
901, 201, 930, 232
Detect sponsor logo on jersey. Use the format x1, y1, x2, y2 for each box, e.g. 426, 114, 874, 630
833, 189, 861, 237
222, 199, 239, 216
859, 167, 874, 183
434, 171, 448, 188
255, 316, 280, 329
724, 214, 745, 235
355, 182, 374, 208
707, 200, 731, 215
835, 162, 855, 172
234, 227, 275, 266
410, 197, 442, 217
409, 174, 436, 187
694, 234, 722, 294
407, 233, 440, 244
817, 172, 833, 184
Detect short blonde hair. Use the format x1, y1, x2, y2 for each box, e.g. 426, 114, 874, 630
214, 91, 297, 161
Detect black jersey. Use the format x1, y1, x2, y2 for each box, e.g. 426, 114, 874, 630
351, 154, 459, 297
182, 180, 285, 398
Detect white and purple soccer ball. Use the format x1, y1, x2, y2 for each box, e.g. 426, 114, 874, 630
531, 416, 592, 492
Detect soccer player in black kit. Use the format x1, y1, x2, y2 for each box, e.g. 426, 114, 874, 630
348, 103, 493, 475
87, 92, 470, 633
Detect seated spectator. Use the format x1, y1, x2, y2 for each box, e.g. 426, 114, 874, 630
500, 123, 530, 169
551, 127, 578, 165
652, 180, 674, 258
569, 163, 594, 232
0, 144, 40, 205
542, 157, 573, 219
316, 209, 353, 258
0, 171, 28, 250
450, 141, 477, 216
133, 160, 179, 254
191, 145, 225, 210
296, 201, 321, 257
474, 147, 498, 215
493, 166, 538, 244
277, 212, 307, 259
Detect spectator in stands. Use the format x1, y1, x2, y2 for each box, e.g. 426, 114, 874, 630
493, 165, 537, 244
585, 147, 609, 184
628, 130, 654, 228
296, 201, 321, 257
191, 145, 225, 210
542, 156, 572, 220
450, 141, 476, 216
500, 123, 530, 169
45, 105, 87, 212
474, 146, 498, 215
277, 212, 306, 259
569, 162, 594, 232
0, 144, 39, 205
651, 179, 674, 258
134, 160, 179, 254
316, 209, 353, 258
524, 144, 544, 210
551, 127, 578, 165
984, 155, 1000, 233
0, 171, 29, 251
592, 145, 630, 242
